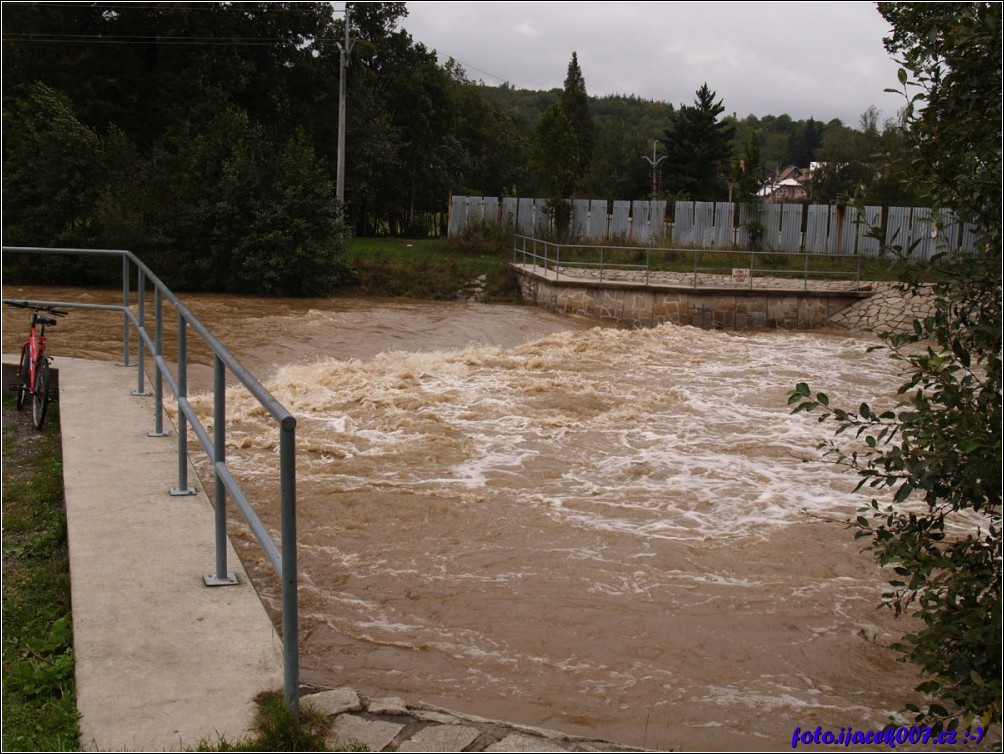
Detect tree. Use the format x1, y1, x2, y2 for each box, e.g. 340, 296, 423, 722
530, 104, 579, 199
662, 83, 735, 200
561, 52, 594, 181
790, 1, 1001, 733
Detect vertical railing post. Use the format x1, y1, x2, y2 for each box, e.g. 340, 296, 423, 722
205, 356, 237, 587
133, 269, 149, 396
279, 415, 300, 716
148, 288, 169, 437
122, 254, 131, 367
804, 253, 810, 291
171, 314, 195, 496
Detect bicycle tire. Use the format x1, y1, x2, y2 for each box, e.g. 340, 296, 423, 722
16, 349, 30, 410
32, 360, 50, 430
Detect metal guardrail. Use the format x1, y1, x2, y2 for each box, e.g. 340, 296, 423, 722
512, 235, 864, 290
1, 246, 301, 714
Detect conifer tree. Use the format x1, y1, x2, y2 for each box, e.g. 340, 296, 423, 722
662, 83, 735, 200
560, 51, 594, 181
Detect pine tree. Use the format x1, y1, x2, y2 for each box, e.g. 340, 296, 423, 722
560, 52, 594, 181
662, 83, 735, 200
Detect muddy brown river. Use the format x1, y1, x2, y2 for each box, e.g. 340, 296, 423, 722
2, 284, 934, 750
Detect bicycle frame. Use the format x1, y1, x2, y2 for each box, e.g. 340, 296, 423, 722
20, 309, 48, 394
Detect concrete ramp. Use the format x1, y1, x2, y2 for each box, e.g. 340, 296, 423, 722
5, 355, 284, 751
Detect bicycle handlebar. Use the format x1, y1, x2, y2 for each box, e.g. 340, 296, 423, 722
5, 300, 69, 316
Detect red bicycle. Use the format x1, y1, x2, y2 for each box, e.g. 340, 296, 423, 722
6, 301, 68, 429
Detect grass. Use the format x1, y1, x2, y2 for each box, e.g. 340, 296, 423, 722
196, 691, 343, 752
343, 235, 521, 301
1, 390, 81, 751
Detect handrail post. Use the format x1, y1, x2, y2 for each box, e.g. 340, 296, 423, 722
171, 314, 195, 496
148, 288, 169, 437
122, 254, 131, 367
279, 416, 300, 715
206, 355, 237, 587
133, 268, 150, 396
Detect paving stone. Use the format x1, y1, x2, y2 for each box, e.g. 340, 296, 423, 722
302, 687, 362, 715
327, 714, 403, 753
412, 709, 463, 724
367, 696, 409, 715
397, 724, 481, 752
485, 732, 569, 752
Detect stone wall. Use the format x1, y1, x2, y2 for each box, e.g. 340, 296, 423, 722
513, 266, 868, 330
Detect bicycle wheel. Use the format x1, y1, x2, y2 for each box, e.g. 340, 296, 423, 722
32, 360, 50, 430
16, 350, 30, 410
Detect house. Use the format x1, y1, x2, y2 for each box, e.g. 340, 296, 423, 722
758, 165, 809, 203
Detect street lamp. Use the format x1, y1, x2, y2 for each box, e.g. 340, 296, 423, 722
335, 3, 355, 204
641, 139, 666, 200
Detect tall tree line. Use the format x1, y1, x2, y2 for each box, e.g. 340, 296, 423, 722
3, 2, 923, 294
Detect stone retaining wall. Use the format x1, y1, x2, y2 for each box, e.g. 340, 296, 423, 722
512, 265, 869, 330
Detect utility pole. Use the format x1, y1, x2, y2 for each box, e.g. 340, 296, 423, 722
641, 139, 666, 200
335, 3, 354, 203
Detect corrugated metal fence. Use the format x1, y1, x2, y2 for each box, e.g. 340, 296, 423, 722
449, 196, 979, 258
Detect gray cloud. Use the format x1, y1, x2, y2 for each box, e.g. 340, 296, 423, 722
400, 1, 906, 125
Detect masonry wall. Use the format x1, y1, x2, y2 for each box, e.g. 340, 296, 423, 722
513, 269, 866, 330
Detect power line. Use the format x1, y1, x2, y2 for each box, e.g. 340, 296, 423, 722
2, 32, 337, 46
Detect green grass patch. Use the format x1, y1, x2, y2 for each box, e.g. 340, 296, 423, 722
1, 392, 81, 751
343, 235, 520, 302
195, 690, 361, 752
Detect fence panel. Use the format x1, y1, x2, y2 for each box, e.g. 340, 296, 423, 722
451, 196, 973, 257
485, 197, 500, 223
805, 205, 830, 253
589, 199, 609, 238
694, 202, 716, 248
779, 204, 802, 252
651, 200, 667, 242
673, 201, 695, 245
857, 206, 882, 256
631, 200, 653, 243
961, 222, 979, 253
885, 206, 913, 254
516, 198, 535, 235
448, 195, 467, 235
831, 205, 857, 254
714, 202, 734, 248
501, 197, 518, 228
611, 201, 631, 237
572, 199, 590, 239
735, 203, 754, 248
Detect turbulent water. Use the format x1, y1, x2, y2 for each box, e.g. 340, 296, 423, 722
2, 284, 932, 751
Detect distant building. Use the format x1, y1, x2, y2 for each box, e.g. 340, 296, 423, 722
757, 165, 808, 203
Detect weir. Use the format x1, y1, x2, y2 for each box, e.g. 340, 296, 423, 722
510, 236, 872, 330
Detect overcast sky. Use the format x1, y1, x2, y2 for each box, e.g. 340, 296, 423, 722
396, 1, 904, 127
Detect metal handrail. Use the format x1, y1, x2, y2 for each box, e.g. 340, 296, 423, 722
1, 246, 300, 714
512, 235, 864, 290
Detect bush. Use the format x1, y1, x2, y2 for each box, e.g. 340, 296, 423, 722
790, 2, 1001, 732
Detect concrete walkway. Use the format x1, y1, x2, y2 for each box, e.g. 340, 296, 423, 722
4, 354, 284, 751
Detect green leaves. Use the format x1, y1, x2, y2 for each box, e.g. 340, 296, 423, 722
793, 2, 1002, 731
